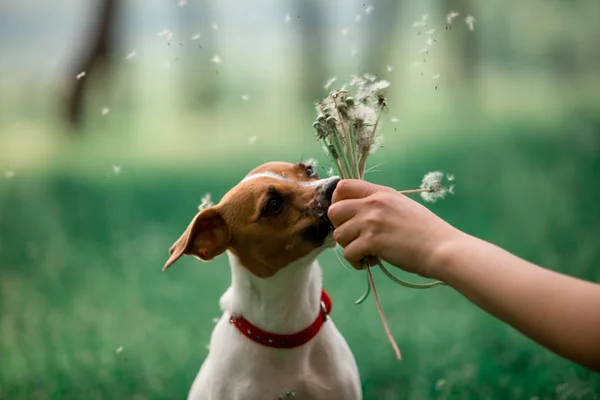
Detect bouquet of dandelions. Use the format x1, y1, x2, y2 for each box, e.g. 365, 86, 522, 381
313, 74, 455, 360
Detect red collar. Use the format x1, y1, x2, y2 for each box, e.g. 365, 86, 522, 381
228, 289, 332, 349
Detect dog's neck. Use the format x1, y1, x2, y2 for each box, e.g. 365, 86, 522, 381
221, 249, 324, 334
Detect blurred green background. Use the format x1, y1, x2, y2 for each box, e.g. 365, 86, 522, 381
1, 0, 600, 399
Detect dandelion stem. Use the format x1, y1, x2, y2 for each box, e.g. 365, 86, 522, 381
398, 188, 430, 195
366, 264, 402, 360
358, 106, 383, 177
377, 260, 446, 289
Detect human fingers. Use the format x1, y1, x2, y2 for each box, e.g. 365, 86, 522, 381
332, 220, 361, 248
342, 235, 377, 268
331, 179, 381, 204
327, 198, 361, 228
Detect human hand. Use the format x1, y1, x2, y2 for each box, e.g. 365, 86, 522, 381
327, 179, 461, 279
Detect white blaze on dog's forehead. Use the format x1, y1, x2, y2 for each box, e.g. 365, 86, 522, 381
241, 171, 338, 187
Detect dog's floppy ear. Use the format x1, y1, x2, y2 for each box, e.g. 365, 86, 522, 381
163, 207, 230, 271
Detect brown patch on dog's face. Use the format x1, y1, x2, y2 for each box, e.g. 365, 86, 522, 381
164, 161, 336, 278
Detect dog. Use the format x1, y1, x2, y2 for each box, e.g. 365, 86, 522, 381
163, 161, 362, 400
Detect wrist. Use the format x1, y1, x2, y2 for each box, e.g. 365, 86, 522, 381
423, 228, 467, 281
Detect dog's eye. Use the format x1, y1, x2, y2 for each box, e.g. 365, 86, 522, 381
263, 195, 284, 216
305, 164, 316, 178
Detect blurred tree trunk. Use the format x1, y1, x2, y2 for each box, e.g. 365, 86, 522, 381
65, 0, 118, 132
293, 0, 328, 112
179, 1, 219, 109
362, 0, 403, 77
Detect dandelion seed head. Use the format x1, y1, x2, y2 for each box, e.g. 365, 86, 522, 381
241, 94, 249, 101
126, 50, 136, 60
210, 54, 222, 64
249, 136, 257, 144
101, 107, 110, 116
324, 77, 337, 90
419, 171, 455, 203
76, 71, 86, 80
198, 193, 213, 211
465, 15, 475, 31
5, 170, 15, 179
191, 33, 201, 40
112, 165, 121, 174
116, 346, 124, 354
370, 134, 385, 155
365, 5, 374, 14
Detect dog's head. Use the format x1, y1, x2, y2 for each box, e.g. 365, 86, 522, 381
163, 161, 340, 278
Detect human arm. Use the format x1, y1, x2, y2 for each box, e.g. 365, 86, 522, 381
328, 179, 600, 373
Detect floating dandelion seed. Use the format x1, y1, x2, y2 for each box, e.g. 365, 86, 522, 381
447, 174, 455, 181
418, 48, 428, 54
191, 33, 201, 40
126, 50, 136, 60
212, 317, 219, 323
198, 193, 213, 211
5, 170, 15, 179
390, 117, 399, 123
115, 346, 123, 354
324, 77, 337, 90
426, 37, 436, 47
386, 65, 393, 72
240, 94, 249, 101
76, 71, 86, 80
355, 15, 362, 22
432, 74, 441, 80
426, 29, 435, 35
446, 11, 459, 29
204, 344, 210, 351
211, 23, 218, 31
284, 13, 291, 23
210, 54, 222, 64
350, 48, 359, 57
101, 107, 110, 116
157, 29, 170, 37
177, 0, 187, 6
364, 5, 374, 14
112, 165, 121, 174
412, 21, 426, 28
465, 15, 475, 31
327, 167, 334, 177
341, 28, 348, 36
249, 136, 257, 144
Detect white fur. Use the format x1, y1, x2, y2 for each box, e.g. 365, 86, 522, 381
187, 245, 362, 400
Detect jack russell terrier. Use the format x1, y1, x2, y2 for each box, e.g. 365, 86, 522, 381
163, 161, 362, 400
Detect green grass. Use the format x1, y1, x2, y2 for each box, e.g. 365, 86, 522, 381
1, 112, 600, 399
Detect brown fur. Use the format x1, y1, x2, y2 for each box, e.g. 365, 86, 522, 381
164, 162, 330, 278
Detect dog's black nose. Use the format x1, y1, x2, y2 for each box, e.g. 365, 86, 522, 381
323, 178, 341, 203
